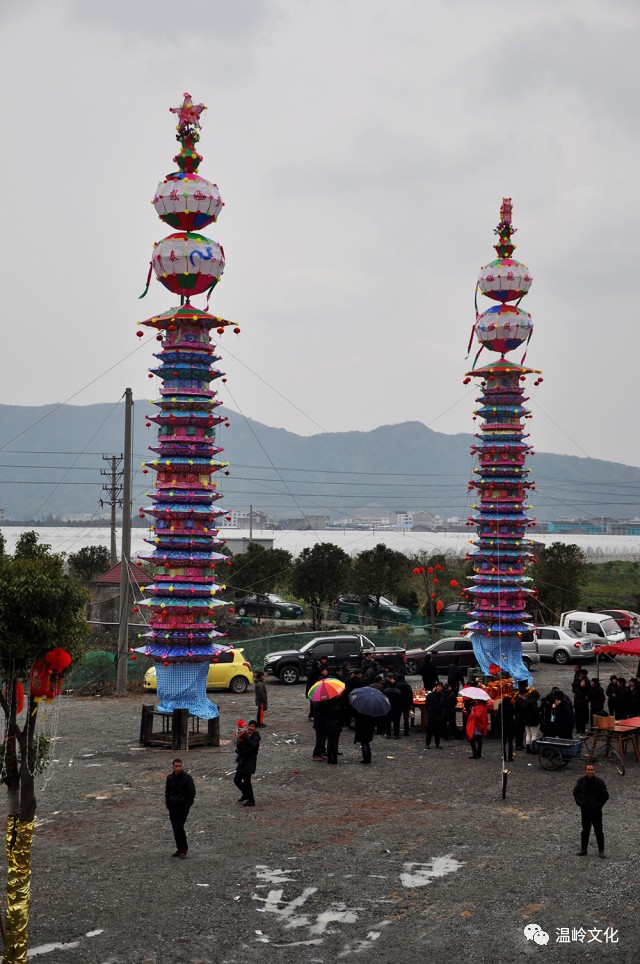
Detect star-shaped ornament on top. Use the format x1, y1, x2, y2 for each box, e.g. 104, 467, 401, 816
170, 92, 207, 131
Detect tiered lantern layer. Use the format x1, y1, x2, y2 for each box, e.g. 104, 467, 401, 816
465, 200, 539, 682
134, 95, 233, 718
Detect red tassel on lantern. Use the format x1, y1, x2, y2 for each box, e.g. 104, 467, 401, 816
30, 659, 52, 698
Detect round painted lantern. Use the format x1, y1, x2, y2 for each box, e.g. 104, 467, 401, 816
153, 173, 223, 231
478, 258, 533, 303
152, 232, 225, 295
474, 304, 532, 354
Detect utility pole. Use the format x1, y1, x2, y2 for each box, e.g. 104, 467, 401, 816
100, 454, 123, 566
249, 503, 253, 541
116, 388, 134, 696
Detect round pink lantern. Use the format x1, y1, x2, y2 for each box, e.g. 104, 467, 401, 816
153, 173, 223, 231
152, 232, 225, 296
478, 258, 533, 303
474, 304, 532, 354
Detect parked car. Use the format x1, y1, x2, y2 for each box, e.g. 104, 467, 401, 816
334, 594, 412, 625
559, 610, 626, 645
598, 609, 640, 634
433, 602, 471, 633
143, 648, 254, 694
235, 593, 303, 620
404, 634, 539, 676
535, 626, 596, 665
263, 633, 407, 685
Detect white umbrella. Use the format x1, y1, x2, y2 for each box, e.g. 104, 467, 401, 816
459, 686, 491, 701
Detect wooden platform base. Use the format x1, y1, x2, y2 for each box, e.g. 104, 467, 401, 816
139, 705, 220, 749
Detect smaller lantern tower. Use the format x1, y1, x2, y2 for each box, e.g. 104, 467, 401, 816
464, 200, 541, 682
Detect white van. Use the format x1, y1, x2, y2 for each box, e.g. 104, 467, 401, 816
559, 611, 626, 645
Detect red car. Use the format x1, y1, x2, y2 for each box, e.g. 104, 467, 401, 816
598, 610, 640, 634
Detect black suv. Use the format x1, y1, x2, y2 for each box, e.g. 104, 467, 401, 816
263, 633, 406, 685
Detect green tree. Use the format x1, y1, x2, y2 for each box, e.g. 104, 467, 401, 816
530, 542, 587, 623
229, 543, 293, 621
351, 543, 409, 627
67, 545, 111, 581
0, 537, 89, 962
409, 551, 468, 641
13, 530, 51, 560
290, 543, 352, 630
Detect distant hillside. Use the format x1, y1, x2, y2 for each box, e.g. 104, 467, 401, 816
1, 401, 639, 523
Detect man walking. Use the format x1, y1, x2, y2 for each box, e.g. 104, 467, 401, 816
234, 720, 261, 806
165, 758, 196, 858
254, 671, 268, 727
573, 763, 609, 858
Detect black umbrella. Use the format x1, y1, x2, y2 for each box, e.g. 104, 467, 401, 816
348, 686, 391, 718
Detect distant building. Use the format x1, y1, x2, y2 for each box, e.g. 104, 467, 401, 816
606, 518, 640, 536
547, 518, 609, 535
227, 508, 273, 529
89, 561, 152, 627
392, 511, 413, 528
280, 514, 328, 531
411, 509, 438, 531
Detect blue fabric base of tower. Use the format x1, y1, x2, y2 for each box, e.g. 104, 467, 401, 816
155, 662, 220, 718
470, 633, 532, 685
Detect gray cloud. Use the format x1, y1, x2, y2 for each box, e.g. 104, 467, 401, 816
0, 0, 638, 473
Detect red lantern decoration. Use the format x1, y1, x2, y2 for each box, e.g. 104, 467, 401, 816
436, 600, 444, 613
44, 648, 72, 673
450, 579, 459, 588
2, 682, 25, 714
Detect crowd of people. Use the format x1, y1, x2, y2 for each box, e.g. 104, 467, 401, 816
306, 656, 415, 764
303, 655, 640, 766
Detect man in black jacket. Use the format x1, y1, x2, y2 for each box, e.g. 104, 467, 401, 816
420, 654, 439, 692
396, 673, 415, 737
383, 675, 403, 740
165, 758, 196, 858
425, 682, 446, 749
573, 763, 609, 858
235, 720, 261, 805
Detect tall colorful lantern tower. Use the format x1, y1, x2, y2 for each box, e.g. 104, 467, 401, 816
134, 94, 236, 717
464, 199, 541, 682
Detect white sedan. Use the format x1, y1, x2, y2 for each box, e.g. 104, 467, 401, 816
536, 626, 595, 664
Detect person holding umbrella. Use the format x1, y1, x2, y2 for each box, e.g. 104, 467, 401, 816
465, 697, 490, 759
348, 685, 391, 764
309, 677, 346, 764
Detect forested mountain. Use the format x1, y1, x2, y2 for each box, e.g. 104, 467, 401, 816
0, 401, 638, 523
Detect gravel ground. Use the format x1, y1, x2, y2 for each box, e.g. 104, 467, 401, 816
4, 659, 639, 964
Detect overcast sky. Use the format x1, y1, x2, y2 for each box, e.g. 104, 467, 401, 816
1, 0, 638, 467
